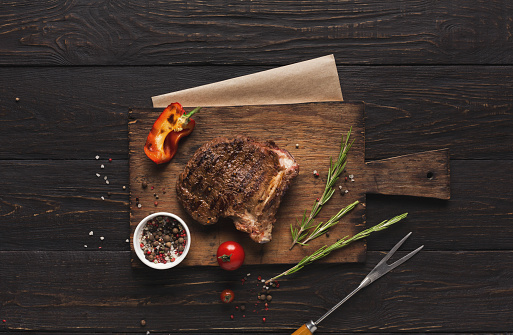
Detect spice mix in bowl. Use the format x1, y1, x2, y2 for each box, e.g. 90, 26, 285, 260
133, 212, 191, 269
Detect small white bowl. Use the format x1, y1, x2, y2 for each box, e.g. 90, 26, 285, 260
133, 212, 191, 270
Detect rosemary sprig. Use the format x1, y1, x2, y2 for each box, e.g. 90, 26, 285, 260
267, 213, 408, 285
289, 128, 354, 250
301, 200, 360, 245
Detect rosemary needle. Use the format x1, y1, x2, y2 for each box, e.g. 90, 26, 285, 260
267, 213, 408, 285
301, 200, 360, 245
290, 128, 355, 250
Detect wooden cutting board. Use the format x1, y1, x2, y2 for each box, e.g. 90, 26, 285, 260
128, 102, 449, 267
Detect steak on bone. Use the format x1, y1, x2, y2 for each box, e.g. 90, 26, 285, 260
176, 136, 299, 243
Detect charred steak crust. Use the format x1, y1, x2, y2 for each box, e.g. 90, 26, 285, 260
176, 136, 299, 243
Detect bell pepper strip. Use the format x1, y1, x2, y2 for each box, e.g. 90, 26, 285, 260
144, 103, 201, 164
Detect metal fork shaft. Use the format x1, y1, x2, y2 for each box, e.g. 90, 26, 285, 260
311, 232, 423, 328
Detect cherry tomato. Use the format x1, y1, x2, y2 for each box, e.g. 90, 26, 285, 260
216, 241, 245, 271
220, 289, 234, 303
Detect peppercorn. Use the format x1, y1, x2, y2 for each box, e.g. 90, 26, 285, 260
266, 295, 272, 302
142, 181, 148, 189
140, 319, 146, 326
240, 304, 246, 311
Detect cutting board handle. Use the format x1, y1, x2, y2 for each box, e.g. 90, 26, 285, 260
363, 148, 450, 199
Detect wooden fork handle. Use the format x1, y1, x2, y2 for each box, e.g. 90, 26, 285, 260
291, 324, 313, 335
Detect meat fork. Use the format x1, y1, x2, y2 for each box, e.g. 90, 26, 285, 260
292, 232, 424, 335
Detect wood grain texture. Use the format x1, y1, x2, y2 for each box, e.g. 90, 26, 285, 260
0, 0, 512, 65
0, 160, 511, 252
363, 149, 450, 199
0, 250, 511, 332
0, 160, 130, 251
128, 103, 367, 266
0, 0, 511, 333
0, 66, 511, 160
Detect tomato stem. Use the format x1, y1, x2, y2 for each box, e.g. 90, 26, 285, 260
218, 253, 232, 262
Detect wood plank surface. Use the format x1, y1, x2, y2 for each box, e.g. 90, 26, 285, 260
0, 0, 512, 65
128, 103, 367, 266
1, 1, 512, 333
0, 159, 511, 252
0, 66, 511, 160
363, 149, 450, 199
0, 250, 511, 332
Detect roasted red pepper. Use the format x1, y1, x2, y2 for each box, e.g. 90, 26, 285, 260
144, 102, 201, 164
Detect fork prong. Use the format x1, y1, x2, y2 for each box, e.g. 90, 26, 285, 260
386, 245, 424, 272
374, 232, 413, 268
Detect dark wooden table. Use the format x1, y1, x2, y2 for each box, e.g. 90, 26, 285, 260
1, 1, 512, 334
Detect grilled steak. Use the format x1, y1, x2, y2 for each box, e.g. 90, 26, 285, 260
176, 136, 299, 243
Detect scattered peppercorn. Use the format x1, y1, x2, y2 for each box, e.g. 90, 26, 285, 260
140, 319, 146, 326
142, 181, 148, 189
